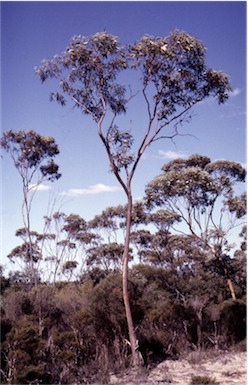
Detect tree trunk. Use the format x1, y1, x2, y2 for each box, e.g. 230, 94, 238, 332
227, 278, 236, 300
196, 311, 202, 351
22, 185, 37, 288
97, 125, 141, 366
122, 190, 141, 366
211, 247, 237, 301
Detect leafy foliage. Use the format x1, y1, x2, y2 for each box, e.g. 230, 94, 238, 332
35, 32, 128, 120
131, 31, 231, 118
145, 155, 246, 258
1, 257, 246, 384
35, 31, 231, 179
2, 151, 245, 381
1, 130, 61, 182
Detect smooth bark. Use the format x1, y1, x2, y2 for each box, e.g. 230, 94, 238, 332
122, 189, 141, 366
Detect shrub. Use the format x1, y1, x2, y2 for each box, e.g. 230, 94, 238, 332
190, 375, 220, 385
220, 299, 246, 344
235, 338, 247, 352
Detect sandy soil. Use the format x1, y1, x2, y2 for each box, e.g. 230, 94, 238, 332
109, 351, 247, 385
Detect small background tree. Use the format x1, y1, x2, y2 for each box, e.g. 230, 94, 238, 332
1, 129, 61, 286
145, 154, 246, 300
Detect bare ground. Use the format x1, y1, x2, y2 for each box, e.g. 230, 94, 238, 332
109, 351, 247, 385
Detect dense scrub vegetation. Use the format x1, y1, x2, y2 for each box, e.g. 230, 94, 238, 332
1, 264, 246, 384
1, 153, 246, 384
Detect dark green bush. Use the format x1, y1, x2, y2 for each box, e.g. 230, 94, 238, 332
190, 375, 220, 385
1, 263, 246, 383
220, 299, 246, 344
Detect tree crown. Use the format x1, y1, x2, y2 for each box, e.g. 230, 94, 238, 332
1, 130, 61, 182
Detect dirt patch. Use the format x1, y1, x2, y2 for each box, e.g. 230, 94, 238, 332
109, 351, 246, 385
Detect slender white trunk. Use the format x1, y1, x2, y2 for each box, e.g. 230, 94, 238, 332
122, 189, 140, 366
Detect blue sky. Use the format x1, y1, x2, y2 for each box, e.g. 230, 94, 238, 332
1, 1, 246, 272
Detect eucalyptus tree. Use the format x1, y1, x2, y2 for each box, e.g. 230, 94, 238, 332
145, 154, 246, 299
1, 130, 61, 286
7, 228, 43, 286
62, 213, 99, 279
88, 205, 125, 243
88, 202, 149, 272
42, 212, 98, 283
86, 242, 126, 273
35, 31, 231, 365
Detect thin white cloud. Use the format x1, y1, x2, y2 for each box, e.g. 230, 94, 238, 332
61, 183, 121, 197
157, 150, 188, 160
134, 196, 144, 203
28, 183, 51, 192
199, 87, 241, 107
229, 87, 241, 97
240, 162, 247, 170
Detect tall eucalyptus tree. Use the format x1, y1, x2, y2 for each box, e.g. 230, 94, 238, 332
36, 31, 231, 365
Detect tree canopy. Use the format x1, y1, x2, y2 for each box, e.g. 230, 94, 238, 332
145, 154, 246, 299
35, 30, 231, 182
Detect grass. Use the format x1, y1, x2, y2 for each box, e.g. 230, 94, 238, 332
187, 350, 220, 365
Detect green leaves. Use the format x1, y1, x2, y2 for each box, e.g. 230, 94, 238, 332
1, 130, 61, 180
145, 154, 246, 282
36, 30, 232, 180
87, 242, 125, 272
203, 69, 231, 104
36, 30, 231, 124
8, 242, 42, 263
146, 154, 246, 210
36, 32, 128, 119
107, 124, 134, 171
146, 167, 215, 208
205, 159, 246, 182
130, 30, 231, 120
225, 193, 247, 218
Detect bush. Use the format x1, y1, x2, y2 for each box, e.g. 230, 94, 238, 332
220, 299, 246, 344
190, 375, 220, 385
235, 338, 246, 352
1, 263, 246, 383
